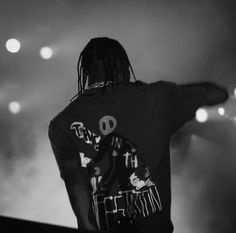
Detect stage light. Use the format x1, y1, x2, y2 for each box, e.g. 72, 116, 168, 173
234, 88, 236, 98
40, 47, 53, 59
6, 38, 21, 53
195, 108, 208, 123
218, 107, 225, 116
8, 101, 21, 114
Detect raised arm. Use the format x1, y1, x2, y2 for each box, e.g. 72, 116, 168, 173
181, 81, 229, 106
155, 81, 230, 133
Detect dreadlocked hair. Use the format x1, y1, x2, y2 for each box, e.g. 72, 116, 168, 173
73, 37, 136, 100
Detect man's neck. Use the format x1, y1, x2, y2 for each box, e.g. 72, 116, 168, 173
86, 80, 113, 90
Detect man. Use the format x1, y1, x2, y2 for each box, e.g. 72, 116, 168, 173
48, 37, 229, 233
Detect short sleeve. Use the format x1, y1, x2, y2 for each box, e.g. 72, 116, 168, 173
48, 119, 80, 179
147, 81, 207, 133
165, 82, 207, 132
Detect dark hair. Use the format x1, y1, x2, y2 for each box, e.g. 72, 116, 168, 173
75, 37, 136, 97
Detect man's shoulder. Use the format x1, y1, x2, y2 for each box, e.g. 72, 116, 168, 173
134, 80, 174, 88
49, 110, 65, 132
49, 100, 78, 127
136, 80, 176, 95
149, 80, 175, 88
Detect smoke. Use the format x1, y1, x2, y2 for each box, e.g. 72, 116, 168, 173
0, 0, 236, 232
0, 127, 77, 227
0, 113, 35, 170
171, 121, 236, 233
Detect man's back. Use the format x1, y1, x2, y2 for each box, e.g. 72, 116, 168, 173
49, 37, 228, 233
49, 80, 208, 232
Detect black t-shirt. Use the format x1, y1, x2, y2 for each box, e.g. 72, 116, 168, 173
48, 81, 207, 232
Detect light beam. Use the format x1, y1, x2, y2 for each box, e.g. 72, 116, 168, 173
8, 101, 21, 114
40, 47, 53, 59
6, 38, 21, 53
195, 108, 208, 123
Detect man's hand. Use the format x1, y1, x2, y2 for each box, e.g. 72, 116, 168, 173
181, 81, 229, 106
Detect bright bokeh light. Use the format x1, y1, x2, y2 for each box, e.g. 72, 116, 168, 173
234, 87, 236, 98
6, 38, 21, 53
8, 101, 21, 114
195, 108, 208, 123
233, 117, 236, 123
218, 107, 225, 116
40, 47, 53, 59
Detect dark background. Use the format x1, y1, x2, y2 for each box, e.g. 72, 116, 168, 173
0, 0, 236, 232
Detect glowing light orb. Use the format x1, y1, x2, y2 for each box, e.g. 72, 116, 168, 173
234, 88, 236, 98
218, 107, 225, 116
195, 108, 208, 123
8, 101, 21, 114
6, 38, 21, 53
40, 47, 53, 59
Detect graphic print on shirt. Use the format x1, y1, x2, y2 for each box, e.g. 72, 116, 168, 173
70, 122, 101, 151
70, 121, 162, 231
99, 115, 117, 135
90, 133, 162, 231
70, 115, 117, 149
